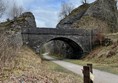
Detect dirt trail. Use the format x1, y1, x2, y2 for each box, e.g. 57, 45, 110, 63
43, 53, 118, 83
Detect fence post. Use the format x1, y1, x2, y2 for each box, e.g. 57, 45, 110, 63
83, 66, 91, 83
87, 64, 93, 83
87, 64, 93, 73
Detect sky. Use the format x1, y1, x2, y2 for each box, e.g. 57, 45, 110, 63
2, 0, 95, 28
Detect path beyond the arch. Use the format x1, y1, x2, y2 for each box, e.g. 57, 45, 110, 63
43, 53, 118, 83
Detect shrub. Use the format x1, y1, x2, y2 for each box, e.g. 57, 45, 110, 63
0, 30, 22, 70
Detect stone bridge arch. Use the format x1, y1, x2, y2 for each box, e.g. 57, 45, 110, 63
44, 37, 84, 59
22, 28, 98, 59
33, 36, 84, 59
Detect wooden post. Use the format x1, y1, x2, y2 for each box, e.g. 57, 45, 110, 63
83, 66, 91, 83
87, 64, 93, 83
87, 64, 93, 73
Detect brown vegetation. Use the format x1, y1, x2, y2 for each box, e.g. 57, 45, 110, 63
0, 46, 82, 83
0, 28, 23, 79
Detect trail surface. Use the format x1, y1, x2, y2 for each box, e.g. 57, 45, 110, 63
43, 53, 118, 83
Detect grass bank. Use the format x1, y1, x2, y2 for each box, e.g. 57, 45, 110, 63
0, 46, 83, 83
65, 45, 118, 75
65, 57, 118, 75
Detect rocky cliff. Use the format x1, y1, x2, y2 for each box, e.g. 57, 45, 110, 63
20, 12, 36, 28
57, 0, 118, 33
0, 12, 36, 68
0, 12, 36, 30
57, 3, 90, 29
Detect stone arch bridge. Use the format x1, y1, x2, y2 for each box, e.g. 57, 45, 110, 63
22, 28, 98, 58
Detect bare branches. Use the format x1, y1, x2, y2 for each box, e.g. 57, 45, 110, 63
0, 0, 6, 18
8, 0, 24, 18
59, 2, 74, 19
81, 0, 88, 4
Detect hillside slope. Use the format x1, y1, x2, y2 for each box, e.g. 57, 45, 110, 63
67, 33, 118, 74
0, 46, 82, 83
57, 0, 118, 33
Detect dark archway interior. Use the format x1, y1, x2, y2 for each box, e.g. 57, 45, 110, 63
49, 37, 84, 59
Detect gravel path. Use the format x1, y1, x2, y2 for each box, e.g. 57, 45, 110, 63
43, 53, 118, 83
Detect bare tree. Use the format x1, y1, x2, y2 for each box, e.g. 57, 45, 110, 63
8, 0, 24, 18
0, 0, 6, 18
81, 0, 87, 4
59, 2, 74, 19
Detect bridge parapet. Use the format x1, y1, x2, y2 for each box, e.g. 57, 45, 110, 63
22, 28, 99, 36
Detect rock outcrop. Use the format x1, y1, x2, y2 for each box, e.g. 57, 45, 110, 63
0, 12, 36, 30
57, 0, 118, 33
0, 12, 36, 68
20, 12, 36, 28
57, 3, 90, 29
72, 0, 118, 33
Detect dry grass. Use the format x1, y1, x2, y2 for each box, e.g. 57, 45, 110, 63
0, 46, 82, 83
0, 29, 22, 74
65, 32, 118, 74
66, 41, 118, 74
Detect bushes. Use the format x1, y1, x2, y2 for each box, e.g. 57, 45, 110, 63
0, 30, 23, 70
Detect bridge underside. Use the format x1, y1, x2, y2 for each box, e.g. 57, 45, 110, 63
50, 37, 84, 59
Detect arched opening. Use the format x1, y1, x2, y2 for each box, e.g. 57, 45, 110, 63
42, 37, 84, 59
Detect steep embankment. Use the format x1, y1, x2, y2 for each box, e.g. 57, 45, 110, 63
0, 46, 82, 83
57, 0, 118, 33
72, 0, 118, 33
67, 33, 118, 74
84, 33, 118, 73
57, 3, 90, 29
0, 12, 36, 70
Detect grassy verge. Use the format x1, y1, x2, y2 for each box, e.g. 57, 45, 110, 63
65, 41, 118, 75
42, 60, 83, 83
65, 56, 118, 75
47, 50, 118, 75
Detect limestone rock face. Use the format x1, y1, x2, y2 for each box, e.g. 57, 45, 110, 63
0, 12, 37, 58
72, 0, 118, 33
20, 12, 36, 28
57, 0, 118, 33
56, 3, 90, 29
0, 12, 36, 30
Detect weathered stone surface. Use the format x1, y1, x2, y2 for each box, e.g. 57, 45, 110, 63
56, 3, 90, 29
0, 12, 36, 61
0, 12, 36, 30
22, 28, 99, 58
57, 0, 118, 33
20, 12, 36, 28
72, 0, 118, 33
